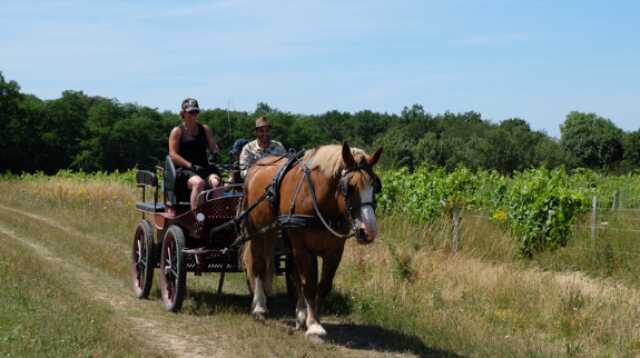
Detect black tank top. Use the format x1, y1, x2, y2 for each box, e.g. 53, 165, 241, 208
178, 123, 208, 166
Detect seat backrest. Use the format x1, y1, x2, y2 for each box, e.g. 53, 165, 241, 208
164, 155, 190, 207
136, 169, 159, 206
137, 170, 158, 188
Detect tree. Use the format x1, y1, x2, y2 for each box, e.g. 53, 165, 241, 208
0, 73, 28, 172
622, 130, 640, 170
560, 111, 624, 170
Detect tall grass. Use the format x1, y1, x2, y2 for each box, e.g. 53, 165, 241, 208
334, 213, 640, 356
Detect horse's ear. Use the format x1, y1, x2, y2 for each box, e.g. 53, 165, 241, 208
342, 142, 356, 168
368, 147, 383, 167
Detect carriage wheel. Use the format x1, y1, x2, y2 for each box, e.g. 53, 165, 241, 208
158, 225, 187, 312
131, 220, 155, 299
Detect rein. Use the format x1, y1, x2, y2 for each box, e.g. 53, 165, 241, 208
224, 149, 379, 250
301, 165, 354, 239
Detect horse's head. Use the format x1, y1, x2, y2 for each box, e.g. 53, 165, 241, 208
339, 143, 383, 244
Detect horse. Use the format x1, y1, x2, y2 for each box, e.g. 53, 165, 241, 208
241, 142, 383, 338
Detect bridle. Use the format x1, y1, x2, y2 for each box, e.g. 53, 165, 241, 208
301, 159, 382, 242
339, 161, 382, 214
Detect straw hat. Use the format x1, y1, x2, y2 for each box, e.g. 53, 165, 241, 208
255, 116, 271, 129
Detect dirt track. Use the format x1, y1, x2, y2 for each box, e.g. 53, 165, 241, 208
0, 204, 417, 357
0, 211, 227, 358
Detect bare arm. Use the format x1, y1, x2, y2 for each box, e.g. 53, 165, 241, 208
168, 127, 192, 168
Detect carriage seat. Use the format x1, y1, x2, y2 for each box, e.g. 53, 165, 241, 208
164, 155, 191, 207
135, 202, 166, 212
135, 169, 165, 212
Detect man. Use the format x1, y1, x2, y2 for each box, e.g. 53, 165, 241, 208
168, 97, 221, 210
239, 116, 286, 178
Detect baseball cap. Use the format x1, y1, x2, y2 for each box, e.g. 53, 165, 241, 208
181, 98, 200, 113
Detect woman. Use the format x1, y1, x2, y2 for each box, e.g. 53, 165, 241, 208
168, 97, 220, 210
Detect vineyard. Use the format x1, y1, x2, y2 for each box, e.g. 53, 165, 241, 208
379, 167, 640, 257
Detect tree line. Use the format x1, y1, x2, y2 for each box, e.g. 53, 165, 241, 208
1, 72, 638, 174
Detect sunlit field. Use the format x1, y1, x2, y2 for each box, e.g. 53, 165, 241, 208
2, 171, 640, 357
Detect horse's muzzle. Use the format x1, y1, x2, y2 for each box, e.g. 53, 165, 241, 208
353, 221, 376, 244
355, 227, 367, 243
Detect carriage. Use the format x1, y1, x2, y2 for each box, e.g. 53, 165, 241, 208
130, 156, 294, 312
131, 144, 383, 338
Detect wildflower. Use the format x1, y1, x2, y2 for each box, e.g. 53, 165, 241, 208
492, 209, 507, 222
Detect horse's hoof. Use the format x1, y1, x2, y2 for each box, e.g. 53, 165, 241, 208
307, 334, 325, 344
305, 323, 327, 338
251, 309, 267, 321
295, 310, 306, 330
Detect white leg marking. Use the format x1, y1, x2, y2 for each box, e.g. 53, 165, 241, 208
252, 277, 267, 315
305, 323, 327, 337
295, 294, 307, 330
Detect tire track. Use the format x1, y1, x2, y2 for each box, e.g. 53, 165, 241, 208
0, 223, 227, 358
0, 204, 416, 357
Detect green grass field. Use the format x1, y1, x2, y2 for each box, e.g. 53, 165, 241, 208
2, 173, 640, 357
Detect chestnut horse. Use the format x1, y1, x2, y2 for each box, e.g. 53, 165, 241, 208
241, 143, 382, 338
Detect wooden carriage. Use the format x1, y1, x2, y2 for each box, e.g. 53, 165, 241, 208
130, 156, 293, 312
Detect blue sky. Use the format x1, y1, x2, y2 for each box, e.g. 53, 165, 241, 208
2, 0, 639, 137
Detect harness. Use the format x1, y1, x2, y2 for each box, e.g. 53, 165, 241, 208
222, 149, 382, 251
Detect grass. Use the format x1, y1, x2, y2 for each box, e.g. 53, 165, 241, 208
0, 176, 387, 357
531, 210, 640, 288
4, 173, 640, 356
0, 228, 147, 357
336, 213, 640, 356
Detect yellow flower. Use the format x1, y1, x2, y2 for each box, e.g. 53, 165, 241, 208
492, 209, 507, 222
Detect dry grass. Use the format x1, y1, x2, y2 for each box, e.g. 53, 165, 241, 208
335, 213, 640, 356
16, 176, 137, 208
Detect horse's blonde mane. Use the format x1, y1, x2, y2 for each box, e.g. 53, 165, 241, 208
303, 144, 368, 178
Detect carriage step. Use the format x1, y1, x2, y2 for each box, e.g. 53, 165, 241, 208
135, 202, 166, 212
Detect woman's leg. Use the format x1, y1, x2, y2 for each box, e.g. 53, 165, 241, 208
186, 175, 205, 210
207, 174, 221, 188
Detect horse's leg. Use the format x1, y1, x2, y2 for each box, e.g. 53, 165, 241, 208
293, 246, 325, 337
263, 233, 275, 297
316, 247, 344, 316
243, 239, 269, 320
293, 265, 306, 330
